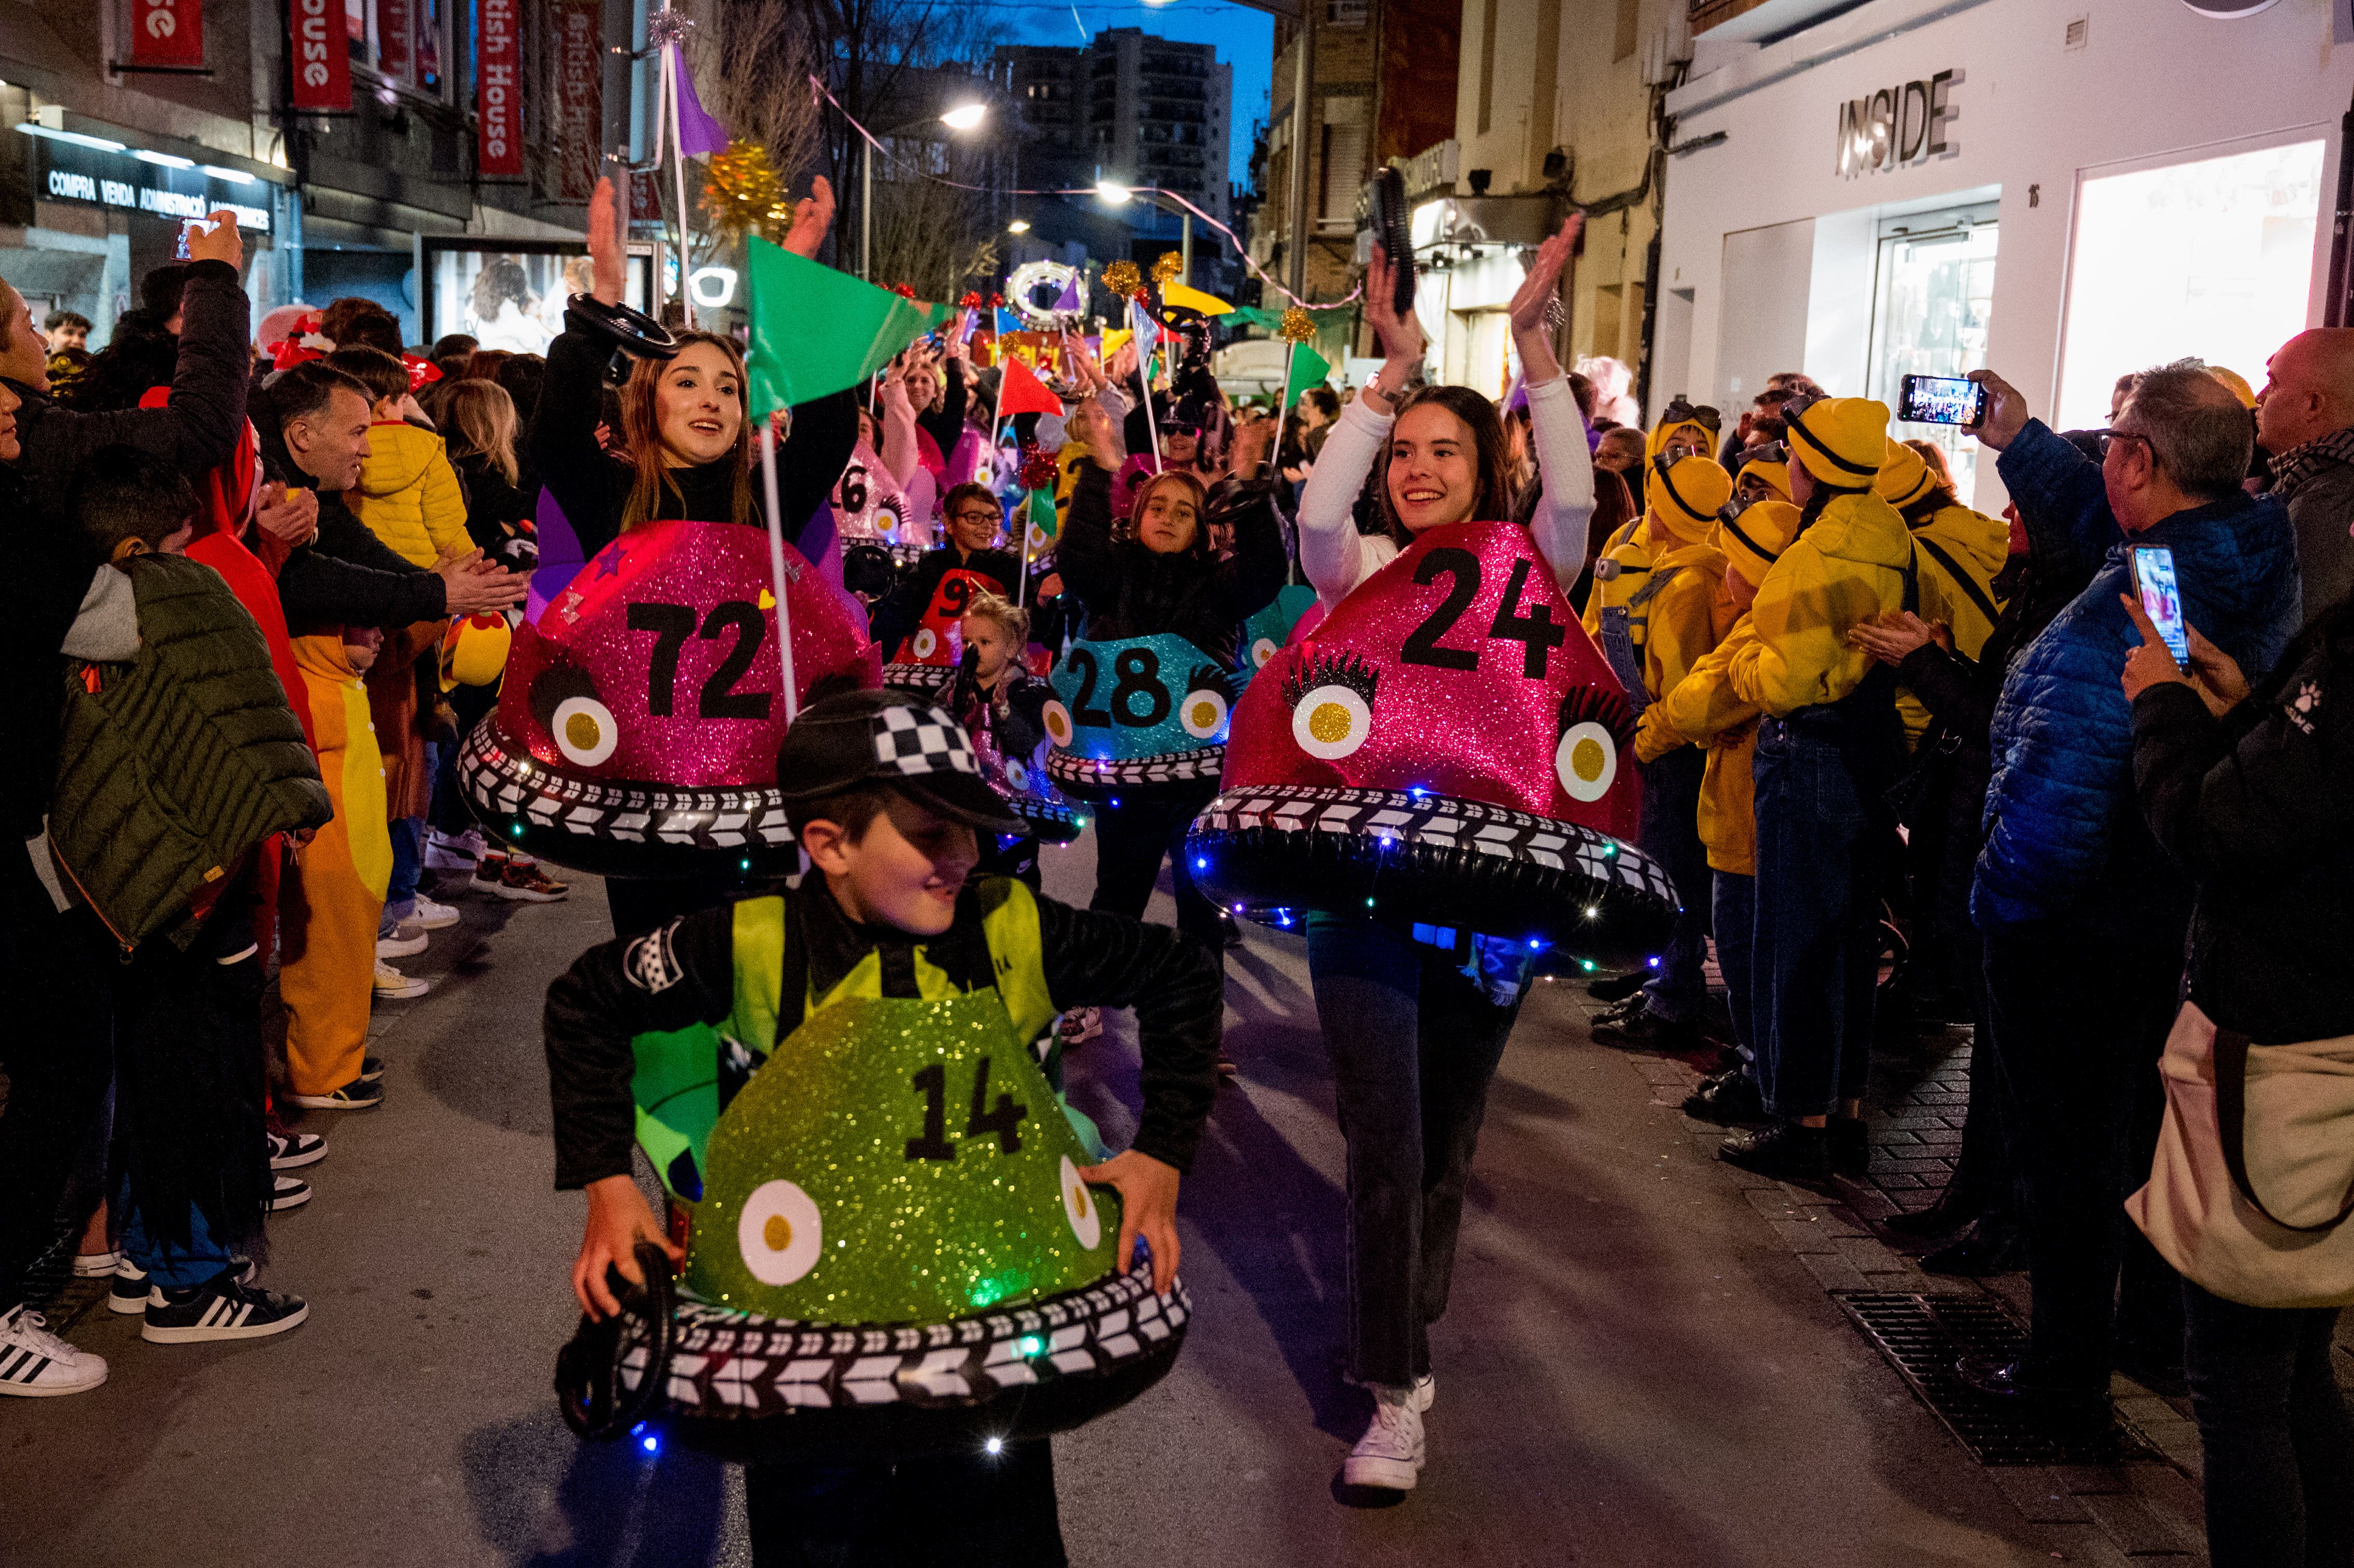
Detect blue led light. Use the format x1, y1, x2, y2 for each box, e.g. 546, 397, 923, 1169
1646, 956, 1660, 968
1407, 786, 1429, 799
642, 1434, 660, 1454
1194, 857, 1207, 870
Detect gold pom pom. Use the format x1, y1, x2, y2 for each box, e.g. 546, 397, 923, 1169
1278, 306, 1316, 343
704, 140, 791, 245
1152, 251, 1184, 284
1101, 260, 1142, 300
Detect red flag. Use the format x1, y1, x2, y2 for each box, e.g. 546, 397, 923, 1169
287, 0, 350, 112
132, 0, 204, 69
477, 0, 522, 177
996, 355, 1064, 419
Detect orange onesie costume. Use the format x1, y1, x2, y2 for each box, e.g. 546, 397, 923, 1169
280, 634, 393, 1099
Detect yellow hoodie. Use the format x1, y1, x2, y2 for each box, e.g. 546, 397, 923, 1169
1727, 491, 1913, 716
1897, 501, 2010, 745
1580, 513, 1652, 638
348, 421, 470, 568
1639, 615, 1764, 875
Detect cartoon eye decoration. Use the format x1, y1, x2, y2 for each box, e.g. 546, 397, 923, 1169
1179, 664, 1233, 741
1004, 758, 1031, 791
1041, 699, 1074, 748
1555, 685, 1635, 803
736, 1178, 824, 1285
911, 628, 938, 659
551, 696, 620, 767
1027, 521, 1052, 552
1251, 636, 1279, 669
1059, 1155, 1103, 1250
1282, 650, 1380, 762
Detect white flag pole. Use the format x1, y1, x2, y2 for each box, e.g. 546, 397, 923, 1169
760, 419, 799, 724
663, 44, 695, 330
1132, 299, 1163, 477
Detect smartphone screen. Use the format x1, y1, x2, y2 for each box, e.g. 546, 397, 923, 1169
175, 221, 193, 262
1897, 373, 1985, 426
2131, 546, 2192, 667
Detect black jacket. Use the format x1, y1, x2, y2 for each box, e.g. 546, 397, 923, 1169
531, 316, 857, 564
5, 259, 248, 500
1892, 535, 2096, 922
869, 543, 1021, 658
1056, 463, 1288, 665
2131, 599, 2354, 1044
0, 464, 87, 834
543, 876, 1222, 1190
451, 450, 539, 554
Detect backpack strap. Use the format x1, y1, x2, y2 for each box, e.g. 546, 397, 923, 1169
1913, 532, 2000, 628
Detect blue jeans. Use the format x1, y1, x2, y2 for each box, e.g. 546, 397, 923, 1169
118, 1186, 234, 1289
1305, 916, 1521, 1387
1750, 718, 1889, 1118
383, 816, 424, 930
2182, 1282, 2354, 1568
1637, 745, 1710, 1024
1712, 870, 1757, 1062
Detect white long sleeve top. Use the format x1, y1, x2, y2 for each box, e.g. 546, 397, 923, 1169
1294, 374, 1596, 612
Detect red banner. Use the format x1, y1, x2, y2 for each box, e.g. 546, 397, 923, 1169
477, 0, 522, 177
287, 0, 350, 112
130, 0, 204, 69
376, 0, 409, 79
556, 0, 601, 200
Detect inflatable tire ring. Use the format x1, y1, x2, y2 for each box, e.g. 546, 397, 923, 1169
1188, 783, 1681, 970
1010, 792, 1087, 845
1044, 745, 1224, 801
460, 716, 800, 878
880, 662, 960, 701
572, 1251, 1189, 1462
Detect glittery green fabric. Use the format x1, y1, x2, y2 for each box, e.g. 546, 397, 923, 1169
688, 992, 1120, 1323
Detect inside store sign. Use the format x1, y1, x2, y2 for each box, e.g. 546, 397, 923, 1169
1836, 69, 1960, 178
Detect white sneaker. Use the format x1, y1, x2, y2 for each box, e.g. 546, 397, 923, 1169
411, 894, 461, 931
270, 1174, 312, 1212
1414, 1372, 1435, 1413
373, 960, 429, 1000
376, 919, 428, 959
0, 1304, 108, 1397
71, 1250, 121, 1278
1342, 1385, 1426, 1491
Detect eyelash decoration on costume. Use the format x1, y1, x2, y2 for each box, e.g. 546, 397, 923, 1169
1184, 664, 1235, 705
1557, 682, 1635, 750
1281, 649, 1379, 710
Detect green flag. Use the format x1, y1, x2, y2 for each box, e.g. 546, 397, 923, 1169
744, 237, 950, 416
1026, 485, 1057, 542
1284, 343, 1332, 409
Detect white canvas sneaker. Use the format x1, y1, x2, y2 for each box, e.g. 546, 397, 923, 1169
1342, 1384, 1426, 1491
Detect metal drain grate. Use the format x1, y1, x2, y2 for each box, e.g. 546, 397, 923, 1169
1840, 1293, 2146, 1467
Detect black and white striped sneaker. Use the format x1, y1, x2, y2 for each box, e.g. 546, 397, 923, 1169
112, 1256, 257, 1314
268, 1129, 329, 1169
270, 1174, 312, 1212
141, 1270, 308, 1344
0, 1304, 107, 1396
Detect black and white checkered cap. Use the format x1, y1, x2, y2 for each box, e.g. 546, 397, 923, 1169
776, 687, 1024, 834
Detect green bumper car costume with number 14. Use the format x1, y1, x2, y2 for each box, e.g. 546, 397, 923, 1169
556, 880, 1189, 1461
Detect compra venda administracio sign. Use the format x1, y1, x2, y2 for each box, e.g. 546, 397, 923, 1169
1836, 69, 1961, 179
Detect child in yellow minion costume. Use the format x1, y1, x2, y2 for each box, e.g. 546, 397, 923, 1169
1632, 499, 1802, 1125
280, 626, 396, 1112
1588, 453, 1734, 1048
1582, 404, 1721, 638
1717, 398, 1914, 1181
1875, 440, 2007, 747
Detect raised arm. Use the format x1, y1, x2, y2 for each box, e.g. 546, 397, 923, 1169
1505, 217, 1596, 589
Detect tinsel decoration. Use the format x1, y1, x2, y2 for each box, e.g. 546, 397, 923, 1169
645, 5, 694, 48
1100, 260, 1142, 300
959, 291, 983, 310
1152, 252, 1183, 284
1019, 443, 1058, 491
1277, 306, 1317, 344
703, 140, 791, 244
887, 282, 917, 300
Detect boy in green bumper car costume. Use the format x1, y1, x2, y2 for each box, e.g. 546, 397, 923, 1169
544, 688, 1222, 1565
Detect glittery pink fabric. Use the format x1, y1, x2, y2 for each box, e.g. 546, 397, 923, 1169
1220, 519, 1640, 843
501, 518, 882, 789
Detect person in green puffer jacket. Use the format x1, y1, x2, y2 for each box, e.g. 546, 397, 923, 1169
50, 449, 330, 1347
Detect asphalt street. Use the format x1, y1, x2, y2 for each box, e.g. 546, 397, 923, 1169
2, 837, 2100, 1566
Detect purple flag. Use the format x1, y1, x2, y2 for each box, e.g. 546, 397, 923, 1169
1053, 273, 1080, 312
672, 52, 728, 157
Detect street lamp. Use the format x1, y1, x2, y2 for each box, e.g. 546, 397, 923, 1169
1007, 218, 1031, 234
1094, 179, 1133, 205
862, 102, 990, 280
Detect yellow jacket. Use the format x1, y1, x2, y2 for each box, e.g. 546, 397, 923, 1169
1897, 502, 2009, 745
1727, 492, 1913, 717
291, 634, 391, 899
1639, 615, 1764, 875
1638, 541, 1731, 709
348, 421, 469, 569
1580, 515, 1654, 638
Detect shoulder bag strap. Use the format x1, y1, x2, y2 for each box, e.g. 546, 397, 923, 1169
1913, 533, 2000, 628
2214, 1026, 2354, 1233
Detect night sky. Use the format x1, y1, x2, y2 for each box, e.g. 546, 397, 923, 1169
982, 0, 1275, 189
